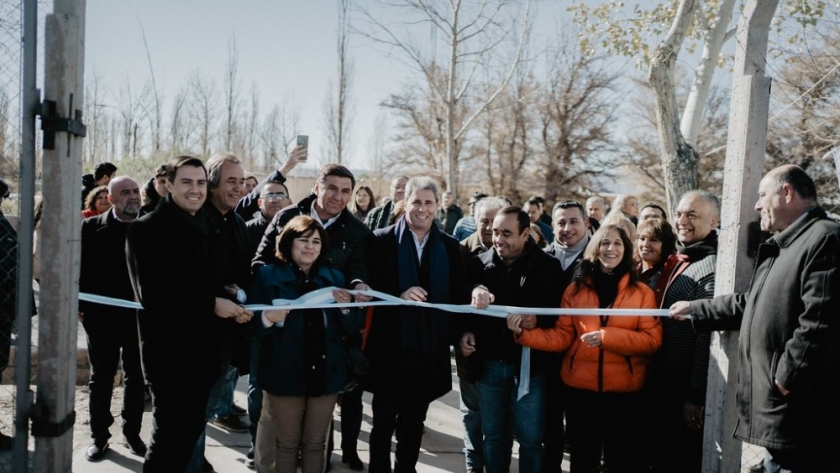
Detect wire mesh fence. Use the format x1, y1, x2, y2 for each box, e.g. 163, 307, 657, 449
1, 0, 49, 469
0, 0, 25, 461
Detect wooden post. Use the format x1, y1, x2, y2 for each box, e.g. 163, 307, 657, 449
34, 0, 86, 471
704, 1, 778, 472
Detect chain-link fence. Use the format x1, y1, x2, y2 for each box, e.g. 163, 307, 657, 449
0, 0, 26, 464
1, 0, 49, 470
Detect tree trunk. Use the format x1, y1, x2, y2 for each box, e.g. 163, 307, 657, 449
681, 0, 737, 145
649, 0, 699, 215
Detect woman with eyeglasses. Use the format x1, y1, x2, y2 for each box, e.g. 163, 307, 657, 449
508, 224, 661, 473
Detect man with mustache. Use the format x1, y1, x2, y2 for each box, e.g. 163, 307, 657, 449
79, 176, 147, 461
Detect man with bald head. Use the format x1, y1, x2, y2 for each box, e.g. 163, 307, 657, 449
366, 175, 409, 229
647, 190, 720, 473
671, 165, 840, 472
79, 176, 147, 461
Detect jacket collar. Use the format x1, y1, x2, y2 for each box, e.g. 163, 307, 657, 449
296, 193, 352, 227
769, 206, 826, 248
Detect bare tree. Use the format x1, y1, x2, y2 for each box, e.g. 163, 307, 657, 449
648, 0, 701, 213
381, 64, 461, 180
224, 34, 241, 152
323, 0, 355, 165
187, 69, 219, 157
115, 76, 148, 158
354, 0, 532, 198
82, 70, 108, 164
169, 85, 190, 154
261, 94, 300, 171
242, 83, 260, 170
139, 20, 164, 154
537, 39, 620, 203
623, 77, 730, 202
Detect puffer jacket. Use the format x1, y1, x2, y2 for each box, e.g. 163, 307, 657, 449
517, 273, 662, 393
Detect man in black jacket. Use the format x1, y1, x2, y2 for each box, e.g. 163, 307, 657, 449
671, 165, 840, 472
364, 176, 468, 473
79, 176, 147, 461
365, 175, 408, 230
252, 163, 371, 470
253, 163, 370, 285
126, 156, 252, 473
461, 206, 565, 473
191, 153, 255, 471
245, 180, 290, 254
0, 178, 18, 450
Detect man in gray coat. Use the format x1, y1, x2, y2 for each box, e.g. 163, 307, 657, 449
671, 164, 840, 472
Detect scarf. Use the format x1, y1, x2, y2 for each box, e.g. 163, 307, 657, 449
675, 231, 718, 263
550, 235, 589, 270
394, 215, 450, 371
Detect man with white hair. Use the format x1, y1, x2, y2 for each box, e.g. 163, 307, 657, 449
364, 176, 468, 473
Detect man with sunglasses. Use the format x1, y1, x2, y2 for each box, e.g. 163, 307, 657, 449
234, 146, 304, 220
245, 181, 292, 253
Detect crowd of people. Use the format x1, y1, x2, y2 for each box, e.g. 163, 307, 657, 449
0, 150, 836, 473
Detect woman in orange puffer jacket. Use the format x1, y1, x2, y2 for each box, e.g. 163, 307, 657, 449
508, 224, 662, 473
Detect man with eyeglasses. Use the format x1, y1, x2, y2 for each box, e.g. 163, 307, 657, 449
234, 146, 304, 221
245, 181, 291, 253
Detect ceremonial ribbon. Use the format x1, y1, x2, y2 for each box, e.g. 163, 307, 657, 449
79, 287, 676, 318
79, 287, 677, 401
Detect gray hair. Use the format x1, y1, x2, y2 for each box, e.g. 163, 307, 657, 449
680, 190, 721, 219
206, 153, 242, 190
405, 176, 439, 202
586, 196, 606, 207
475, 197, 509, 218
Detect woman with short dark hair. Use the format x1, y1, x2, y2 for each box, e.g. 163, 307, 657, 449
82, 186, 111, 218
636, 218, 679, 307
250, 215, 363, 473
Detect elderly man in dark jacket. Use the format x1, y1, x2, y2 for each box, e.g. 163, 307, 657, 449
365, 175, 408, 230
364, 176, 468, 473
79, 176, 147, 461
671, 165, 840, 472
126, 156, 252, 473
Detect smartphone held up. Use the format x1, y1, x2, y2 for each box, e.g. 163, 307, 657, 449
296, 135, 309, 162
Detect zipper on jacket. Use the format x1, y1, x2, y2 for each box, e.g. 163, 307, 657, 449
597, 349, 604, 393
597, 311, 610, 393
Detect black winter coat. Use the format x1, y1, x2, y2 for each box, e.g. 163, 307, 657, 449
467, 242, 566, 377
79, 210, 142, 319
363, 223, 469, 403
691, 207, 840, 451
126, 197, 219, 385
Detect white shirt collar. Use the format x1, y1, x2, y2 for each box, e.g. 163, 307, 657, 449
310, 200, 341, 228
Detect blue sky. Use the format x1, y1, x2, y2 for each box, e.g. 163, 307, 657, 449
84, 0, 594, 170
